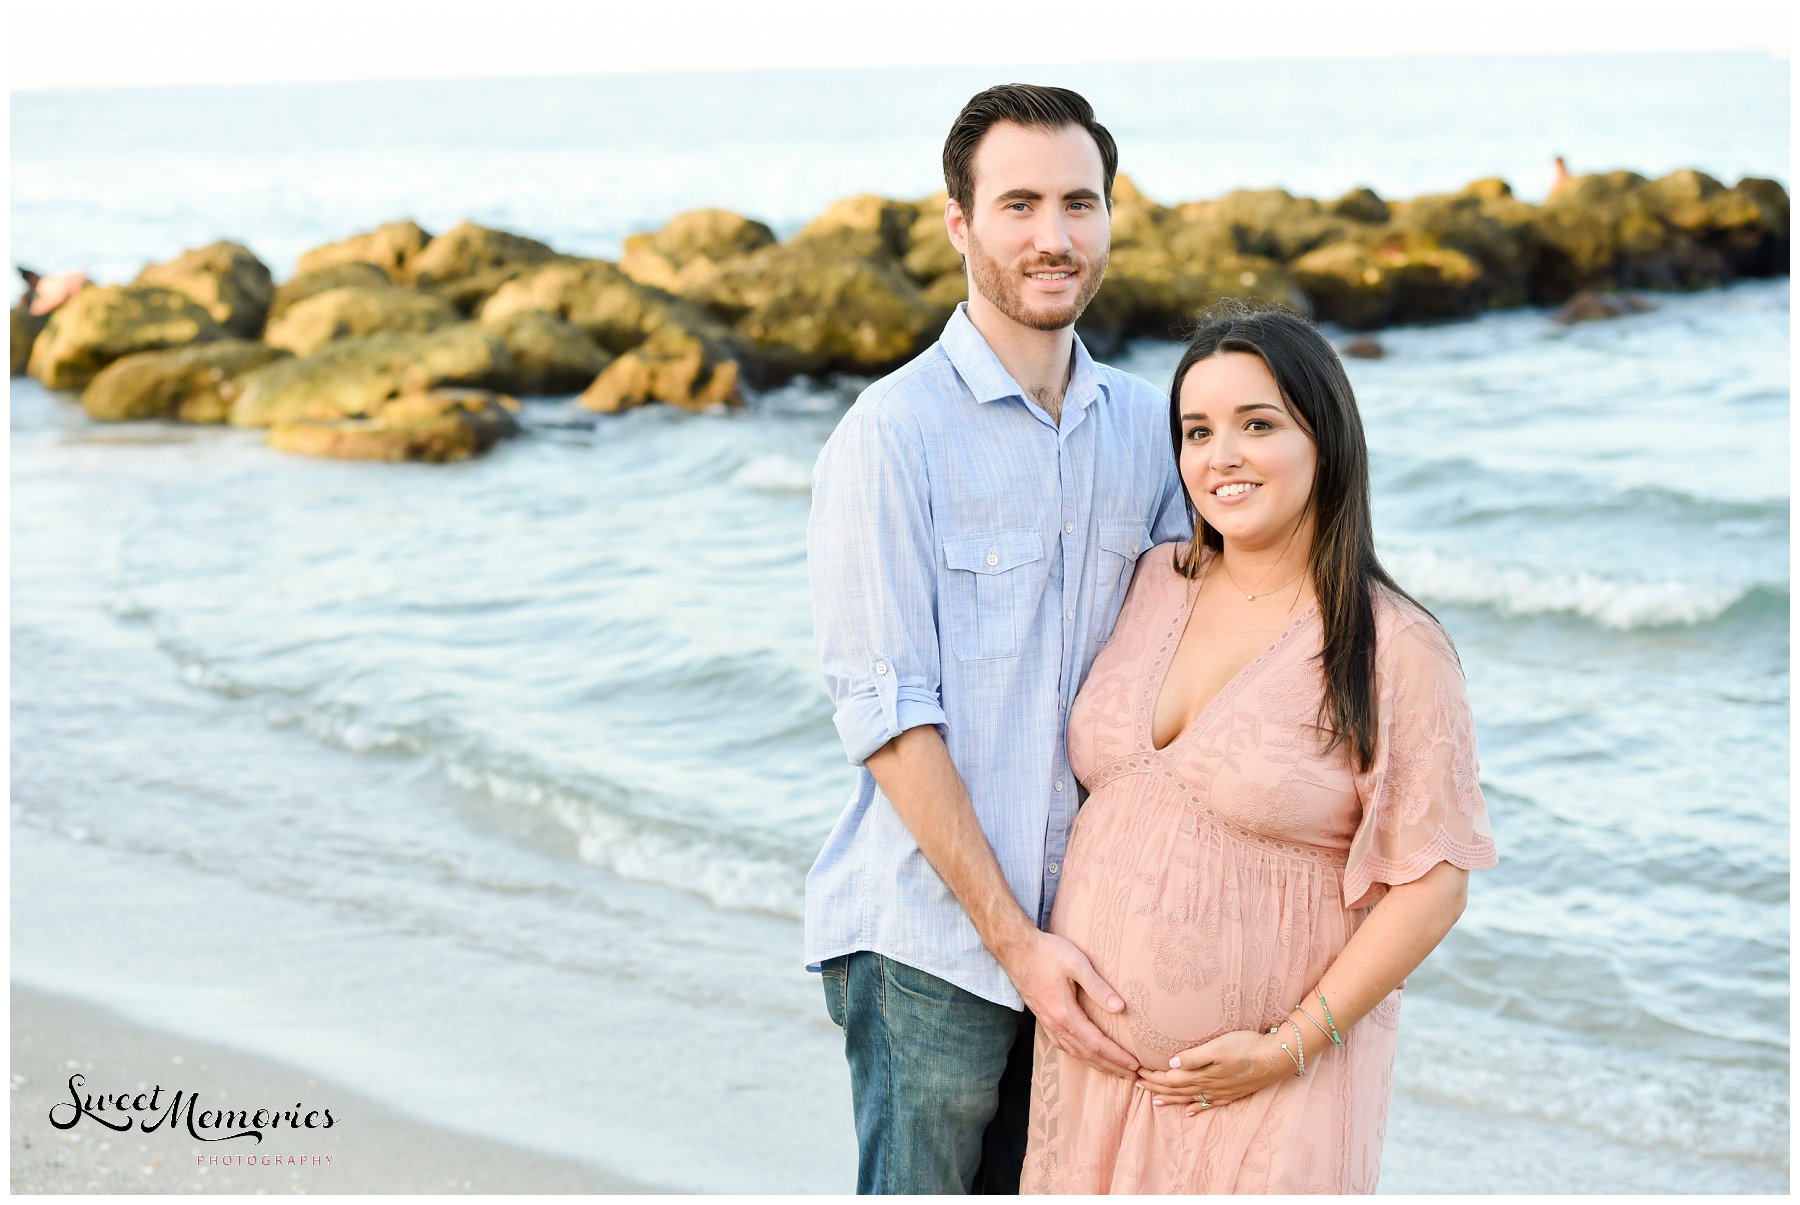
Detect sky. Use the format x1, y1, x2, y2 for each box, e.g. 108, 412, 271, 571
7, 0, 1794, 91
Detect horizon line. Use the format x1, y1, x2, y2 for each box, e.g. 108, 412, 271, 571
11, 46, 1789, 97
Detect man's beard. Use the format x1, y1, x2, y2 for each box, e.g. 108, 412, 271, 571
965, 225, 1107, 332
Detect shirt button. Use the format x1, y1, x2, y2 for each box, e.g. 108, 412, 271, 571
1047, 862, 1061, 875
1064, 522, 1075, 534
1055, 779, 1065, 792
874, 661, 888, 675
1065, 609, 1075, 621
986, 553, 999, 566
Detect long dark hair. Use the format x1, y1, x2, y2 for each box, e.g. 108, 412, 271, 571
1168, 300, 1434, 772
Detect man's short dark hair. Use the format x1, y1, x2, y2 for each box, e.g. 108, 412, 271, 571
942, 83, 1119, 213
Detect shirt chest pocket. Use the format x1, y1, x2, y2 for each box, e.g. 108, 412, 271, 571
1093, 520, 1149, 642
942, 530, 1045, 661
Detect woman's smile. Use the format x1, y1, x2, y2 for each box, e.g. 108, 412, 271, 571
1210, 480, 1262, 503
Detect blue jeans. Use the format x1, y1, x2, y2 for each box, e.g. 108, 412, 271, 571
821, 951, 1035, 1195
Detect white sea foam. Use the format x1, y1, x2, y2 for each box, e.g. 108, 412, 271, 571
731, 454, 814, 494
1387, 549, 1760, 630
440, 760, 807, 920
560, 799, 806, 919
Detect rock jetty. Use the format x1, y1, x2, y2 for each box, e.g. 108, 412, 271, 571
11, 168, 1787, 463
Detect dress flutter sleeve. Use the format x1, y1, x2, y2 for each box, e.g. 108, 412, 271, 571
1342, 615, 1498, 911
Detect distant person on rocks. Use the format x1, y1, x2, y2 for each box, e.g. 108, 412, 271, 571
17, 267, 89, 315
805, 83, 1189, 1193
1550, 155, 1571, 198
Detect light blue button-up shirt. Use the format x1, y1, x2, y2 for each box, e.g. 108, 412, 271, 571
804, 303, 1191, 1009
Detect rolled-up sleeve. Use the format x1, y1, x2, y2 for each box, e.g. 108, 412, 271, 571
808, 409, 948, 765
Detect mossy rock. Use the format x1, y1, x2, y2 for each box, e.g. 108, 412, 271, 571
480, 309, 614, 395
1639, 172, 1789, 276
1546, 170, 1651, 209
295, 221, 433, 282
578, 327, 741, 413
270, 262, 392, 322
902, 205, 963, 284
480, 259, 732, 356
1106, 245, 1306, 341
229, 323, 513, 428
1290, 237, 1484, 329
132, 241, 274, 338
1108, 174, 1170, 248
264, 284, 462, 356
920, 272, 968, 311
1072, 280, 1134, 359
82, 339, 290, 423
1461, 178, 1514, 201
27, 285, 228, 391
799, 194, 918, 261
726, 241, 944, 379
409, 222, 563, 290
619, 208, 779, 296
1329, 187, 1390, 225
1391, 191, 1539, 309
1527, 177, 1723, 296
1721, 177, 1791, 275
426, 263, 567, 315
12, 305, 48, 377
267, 388, 520, 463
1732, 177, 1790, 238
1163, 214, 1242, 266
650, 208, 777, 265
1215, 189, 1350, 262
407, 223, 572, 314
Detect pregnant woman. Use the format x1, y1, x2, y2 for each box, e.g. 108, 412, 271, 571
1021, 304, 1498, 1194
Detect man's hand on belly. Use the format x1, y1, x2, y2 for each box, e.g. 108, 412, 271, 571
997, 927, 1140, 1079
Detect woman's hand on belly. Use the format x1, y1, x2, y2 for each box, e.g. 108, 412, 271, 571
1134, 1028, 1294, 1117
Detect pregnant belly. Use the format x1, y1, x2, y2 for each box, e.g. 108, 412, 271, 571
1050, 791, 1345, 1068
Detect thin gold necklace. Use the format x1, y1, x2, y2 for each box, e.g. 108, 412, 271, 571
1220, 558, 1306, 601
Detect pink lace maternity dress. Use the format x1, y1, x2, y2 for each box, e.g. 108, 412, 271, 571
1022, 544, 1497, 1194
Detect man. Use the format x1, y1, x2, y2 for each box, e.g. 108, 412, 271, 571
805, 84, 1191, 1194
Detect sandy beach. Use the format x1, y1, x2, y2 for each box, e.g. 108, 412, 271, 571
9, 983, 654, 1194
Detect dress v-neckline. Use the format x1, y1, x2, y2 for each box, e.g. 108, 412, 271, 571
1148, 551, 1319, 755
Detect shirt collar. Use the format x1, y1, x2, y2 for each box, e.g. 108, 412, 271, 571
941, 302, 1111, 412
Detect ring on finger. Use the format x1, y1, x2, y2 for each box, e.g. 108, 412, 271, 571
1197, 1094, 1212, 1108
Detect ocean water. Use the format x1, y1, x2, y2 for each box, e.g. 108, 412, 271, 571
9, 55, 1790, 1192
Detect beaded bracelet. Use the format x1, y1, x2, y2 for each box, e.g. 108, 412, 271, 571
1317, 992, 1344, 1047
